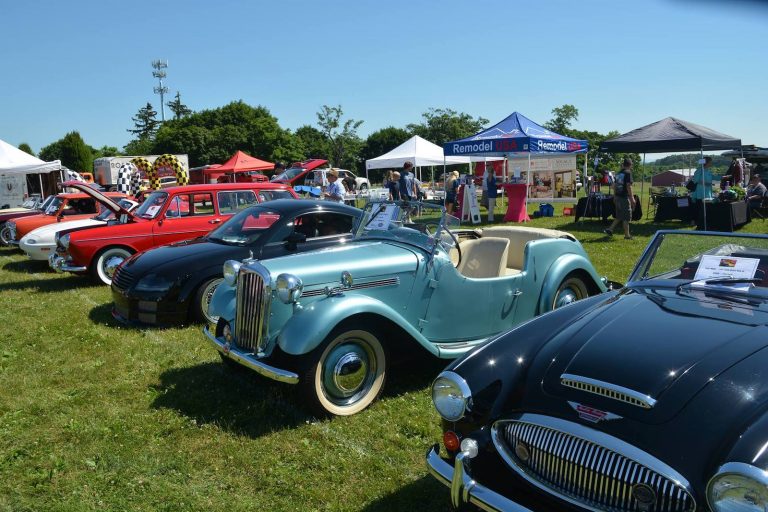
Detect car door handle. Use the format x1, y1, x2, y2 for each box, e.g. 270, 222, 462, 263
208, 218, 222, 224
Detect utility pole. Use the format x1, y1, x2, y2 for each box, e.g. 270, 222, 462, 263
152, 59, 169, 122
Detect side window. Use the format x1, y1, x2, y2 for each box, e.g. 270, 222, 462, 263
217, 191, 256, 214
192, 193, 214, 215
316, 213, 354, 237
165, 196, 183, 218
257, 190, 292, 202
293, 213, 319, 239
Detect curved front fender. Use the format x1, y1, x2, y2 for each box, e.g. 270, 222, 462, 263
209, 282, 236, 324
537, 253, 606, 314
277, 293, 438, 357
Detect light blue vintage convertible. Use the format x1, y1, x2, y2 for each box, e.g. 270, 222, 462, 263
204, 201, 607, 416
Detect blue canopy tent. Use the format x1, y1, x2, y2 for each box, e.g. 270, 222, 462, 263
443, 112, 589, 212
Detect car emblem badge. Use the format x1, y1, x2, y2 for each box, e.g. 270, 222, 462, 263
514, 442, 530, 462
568, 401, 622, 423
632, 483, 656, 510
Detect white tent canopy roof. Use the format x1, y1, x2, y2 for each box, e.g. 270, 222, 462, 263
365, 135, 472, 170
0, 138, 61, 175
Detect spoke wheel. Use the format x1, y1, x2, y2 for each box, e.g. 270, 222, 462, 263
301, 323, 387, 417
552, 276, 588, 310
0, 225, 12, 246
194, 277, 223, 324
93, 247, 132, 285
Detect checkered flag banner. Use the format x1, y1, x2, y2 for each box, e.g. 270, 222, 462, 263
64, 168, 87, 183
116, 163, 139, 194
131, 157, 154, 190
152, 154, 189, 187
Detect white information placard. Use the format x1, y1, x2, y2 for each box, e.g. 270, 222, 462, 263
692, 255, 760, 282
364, 203, 398, 231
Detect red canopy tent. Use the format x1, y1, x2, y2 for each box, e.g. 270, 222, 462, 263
207, 151, 274, 183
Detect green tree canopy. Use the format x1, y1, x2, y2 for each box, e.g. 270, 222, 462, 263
407, 108, 488, 146
166, 92, 192, 120
294, 125, 330, 161
544, 104, 579, 134
128, 102, 160, 139
316, 105, 364, 170
17, 143, 34, 156
361, 126, 410, 163
59, 131, 94, 172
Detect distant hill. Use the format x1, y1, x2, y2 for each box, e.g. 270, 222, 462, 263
645, 153, 732, 174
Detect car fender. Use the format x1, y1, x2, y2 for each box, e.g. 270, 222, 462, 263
178, 265, 223, 303
536, 253, 605, 314
209, 282, 236, 325
276, 293, 437, 357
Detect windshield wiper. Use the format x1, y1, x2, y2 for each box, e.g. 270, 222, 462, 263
677, 277, 762, 295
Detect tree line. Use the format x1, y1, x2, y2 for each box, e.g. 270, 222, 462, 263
18, 100, 641, 179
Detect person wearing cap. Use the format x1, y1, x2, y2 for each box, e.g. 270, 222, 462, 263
746, 174, 766, 210
603, 158, 635, 239
323, 169, 345, 203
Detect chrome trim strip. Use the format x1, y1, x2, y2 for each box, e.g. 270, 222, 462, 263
426, 445, 534, 512
301, 277, 400, 298
560, 373, 657, 409
491, 414, 696, 512
203, 326, 298, 384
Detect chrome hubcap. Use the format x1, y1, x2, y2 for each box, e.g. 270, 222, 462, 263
104, 255, 126, 279
555, 288, 578, 308
322, 342, 373, 403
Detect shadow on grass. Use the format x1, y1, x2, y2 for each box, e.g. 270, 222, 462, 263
0, 274, 98, 293
384, 354, 447, 399
151, 361, 308, 437
88, 302, 120, 327
362, 475, 449, 512
2, 258, 52, 274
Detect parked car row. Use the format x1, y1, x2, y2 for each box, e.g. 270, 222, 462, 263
4, 178, 764, 511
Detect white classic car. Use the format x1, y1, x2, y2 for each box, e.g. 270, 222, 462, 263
19, 198, 138, 261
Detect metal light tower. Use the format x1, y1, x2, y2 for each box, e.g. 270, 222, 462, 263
152, 59, 169, 122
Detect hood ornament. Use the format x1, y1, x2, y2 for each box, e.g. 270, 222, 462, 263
568, 401, 622, 423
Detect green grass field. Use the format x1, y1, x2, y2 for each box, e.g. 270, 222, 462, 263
0, 190, 763, 511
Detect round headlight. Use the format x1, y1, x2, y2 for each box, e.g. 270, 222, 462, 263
222, 260, 241, 286
60, 233, 70, 249
432, 371, 472, 421
707, 462, 768, 512
26, 238, 36, 245
276, 273, 303, 304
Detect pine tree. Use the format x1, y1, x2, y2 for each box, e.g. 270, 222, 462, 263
128, 102, 160, 139
167, 92, 192, 120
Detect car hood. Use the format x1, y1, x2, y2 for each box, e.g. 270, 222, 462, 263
61, 181, 135, 219
538, 286, 768, 424
122, 238, 246, 276
21, 218, 103, 242
255, 240, 419, 287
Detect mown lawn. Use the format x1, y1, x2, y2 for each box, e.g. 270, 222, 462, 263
0, 191, 763, 511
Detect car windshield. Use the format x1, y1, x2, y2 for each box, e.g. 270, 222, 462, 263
37, 196, 55, 211
271, 167, 303, 181
630, 231, 768, 295
353, 200, 458, 252
134, 191, 168, 219
21, 197, 39, 209
44, 197, 64, 215
94, 199, 134, 221
207, 206, 281, 246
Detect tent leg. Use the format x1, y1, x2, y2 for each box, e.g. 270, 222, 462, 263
700, 148, 706, 231
39, 174, 45, 199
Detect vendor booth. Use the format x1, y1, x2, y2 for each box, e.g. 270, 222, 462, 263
600, 117, 742, 231
444, 112, 588, 223
206, 151, 273, 183
0, 138, 63, 207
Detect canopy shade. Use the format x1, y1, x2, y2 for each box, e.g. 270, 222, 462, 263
444, 112, 588, 157
366, 135, 471, 170
0, 138, 61, 175
214, 151, 273, 173
599, 117, 741, 153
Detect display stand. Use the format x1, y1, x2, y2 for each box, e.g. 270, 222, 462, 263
502, 184, 530, 222
461, 181, 481, 224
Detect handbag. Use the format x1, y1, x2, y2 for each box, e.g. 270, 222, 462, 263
685, 180, 697, 192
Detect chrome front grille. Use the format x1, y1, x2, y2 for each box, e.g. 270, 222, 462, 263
234, 268, 270, 353
112, 266, 135, 290
493, 415, 695, 512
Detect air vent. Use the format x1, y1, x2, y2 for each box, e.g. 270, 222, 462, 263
561, 374, 656, 409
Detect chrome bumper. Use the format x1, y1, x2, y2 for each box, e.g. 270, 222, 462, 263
48, 254, 87, 273
203, 325, 299, 384
426, 444, 533, 512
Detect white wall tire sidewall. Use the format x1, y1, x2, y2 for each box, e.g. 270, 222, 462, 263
96, 247, 132, 286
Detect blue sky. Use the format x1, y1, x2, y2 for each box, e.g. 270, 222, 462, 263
2, 0, 766, 160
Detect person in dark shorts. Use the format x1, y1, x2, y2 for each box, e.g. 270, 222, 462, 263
603, 158, 635, 239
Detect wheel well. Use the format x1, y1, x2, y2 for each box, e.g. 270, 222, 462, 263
331, 313, 432, 359
564, 269, 602, 296
94, 244, 135, 261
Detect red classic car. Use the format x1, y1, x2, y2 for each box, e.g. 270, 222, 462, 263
50, 182, 298, 284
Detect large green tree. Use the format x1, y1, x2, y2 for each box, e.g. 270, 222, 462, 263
316, 105, 364, 170
151, 101, 302, 167
544, 104, 579, 134
127, 102, 160, 139
60, 131, 94, 172
361, 126, 410, 163
17, 143, 34, 156
407, 108, 488, 146
166, 92, 192, 120
294, 125, 330, 161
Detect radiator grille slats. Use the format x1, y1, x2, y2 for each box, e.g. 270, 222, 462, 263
234, 269, 269, 353
495, 420, 695, 512
112, 266, 135, 290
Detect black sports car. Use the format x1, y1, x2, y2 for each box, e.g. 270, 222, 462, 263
427, 230, 768, 512
111, 199, 361, 326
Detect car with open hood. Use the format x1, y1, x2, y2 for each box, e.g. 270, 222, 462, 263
110, 199, 361, 326
49, 181, 297, 285
3, 191, 128, 247
426, 229, 768, 512
269, 159, 328, 187
19, 198, 139, 260
204, 200, 607, 417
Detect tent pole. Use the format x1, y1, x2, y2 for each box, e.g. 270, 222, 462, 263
700, 147, 707, 231
527, 153, 531, 222
39, 174, 45, 199
641, 152, 646, 205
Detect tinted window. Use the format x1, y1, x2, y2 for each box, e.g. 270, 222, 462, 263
258, 190, 294, 202
293, 212, 355, 239
207, 206, 282, 245
217, 191, 259, 214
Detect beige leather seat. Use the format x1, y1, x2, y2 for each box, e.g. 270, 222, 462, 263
481, 226, 572, 274
457, 237, 510, 279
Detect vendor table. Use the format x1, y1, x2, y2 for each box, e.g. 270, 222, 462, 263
575, 195, 614, 222
502, 184, 530, 222
654, 196, 692, 222
696, 201, 750, 232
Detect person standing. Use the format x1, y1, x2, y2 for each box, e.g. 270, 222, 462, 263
387, 171, 401, 200
746, 173, 766, 210
603, 158, 635, 239
690, 156, 714, 228
323, 169, 345, 203
486, 169, 498, 222
445, 170, 459, 215
398, 162, 416, 201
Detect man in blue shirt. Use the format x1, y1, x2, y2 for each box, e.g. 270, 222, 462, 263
399, 162, 416, 201
323, 169, 345, 203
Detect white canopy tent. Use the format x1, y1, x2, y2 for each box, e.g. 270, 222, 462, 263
0, 138, 63, 206
366, 135, 473, 171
